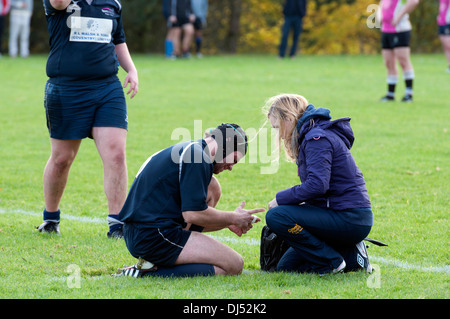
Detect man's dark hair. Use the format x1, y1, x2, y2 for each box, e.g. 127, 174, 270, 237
209, 123, 248, 162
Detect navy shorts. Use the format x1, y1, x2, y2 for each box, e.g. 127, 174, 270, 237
123, 223, 192, 266
438, 24, 450, 36
44, 79, 127, 140
381, 31, 411, 49
169, 16, 192, 28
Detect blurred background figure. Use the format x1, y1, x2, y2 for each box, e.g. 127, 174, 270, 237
278, 0, 307, 59
0, 0, 10, 57
164, 0, 195, 58
192, 0, 208, 58
163, 0, 175, 59
438, 0, 450, 72
9, 0, 33, 58
378, 0, 419, 102
9, 0, 32, 58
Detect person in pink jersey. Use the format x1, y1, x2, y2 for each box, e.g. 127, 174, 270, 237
378, 0, 419, 102
0, 0, 10, 56
438, 0, 450, 72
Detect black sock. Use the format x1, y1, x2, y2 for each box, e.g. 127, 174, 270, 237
405, 79, 413, 96
142, 263, 215, 277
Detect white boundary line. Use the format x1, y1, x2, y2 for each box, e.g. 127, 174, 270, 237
1, 208, 449, 274
0, 208, 105, 224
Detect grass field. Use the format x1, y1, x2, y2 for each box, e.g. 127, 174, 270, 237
0, 53, 448, 303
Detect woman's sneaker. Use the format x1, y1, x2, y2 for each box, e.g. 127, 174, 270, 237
332, 260, 346, 274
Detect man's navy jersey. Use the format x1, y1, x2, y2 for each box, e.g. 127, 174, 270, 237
43, 0, 126, 84
163, 0, 193, 19
119, 140, 214, 228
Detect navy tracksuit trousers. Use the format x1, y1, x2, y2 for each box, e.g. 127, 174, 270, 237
279, 15, 303, 57
266, 204, 372, 274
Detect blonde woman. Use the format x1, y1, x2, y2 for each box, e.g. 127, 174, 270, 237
264, 94, 373, 274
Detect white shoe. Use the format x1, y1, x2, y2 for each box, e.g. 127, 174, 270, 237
332, 260, 346, 274
116, 257, 157, 278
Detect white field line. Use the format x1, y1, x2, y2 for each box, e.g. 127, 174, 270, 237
1, 208, 449, 275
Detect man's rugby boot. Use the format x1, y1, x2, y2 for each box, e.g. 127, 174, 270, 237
117, 258, 157, 278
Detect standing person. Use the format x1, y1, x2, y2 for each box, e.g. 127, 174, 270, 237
278, 0, 307, 59
117, 124, 264, 278
378, 0, 419, 102
163, 0, 175, 59
37, 0, 139, 238
438, 0, 450, 72
263, 94, 373, 275
8, 0, 33, 58
0, 0, 10, 57
191, 0, 208, 58
166, 0, 195, 58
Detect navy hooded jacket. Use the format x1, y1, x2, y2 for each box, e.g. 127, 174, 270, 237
276, 105, 372, 218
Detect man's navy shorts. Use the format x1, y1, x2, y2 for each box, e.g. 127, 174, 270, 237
44, 79, 127, 140
123, 223, 192, 266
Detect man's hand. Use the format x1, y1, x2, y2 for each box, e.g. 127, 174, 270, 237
115, 43, 139, 99
169, 15, 177, 24
230, 201, 264, 236
123, 69, 139, 99
183, 201, 264, 236
228, 224, 244, 237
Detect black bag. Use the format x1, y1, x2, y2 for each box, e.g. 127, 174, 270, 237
260, 225, 289, 272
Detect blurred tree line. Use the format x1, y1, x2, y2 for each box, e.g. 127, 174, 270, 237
10, 0, 444, 55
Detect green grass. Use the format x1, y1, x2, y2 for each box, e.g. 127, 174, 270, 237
0, 53, 448, 300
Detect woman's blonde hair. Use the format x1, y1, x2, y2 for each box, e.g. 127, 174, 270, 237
263, 93, 310, 162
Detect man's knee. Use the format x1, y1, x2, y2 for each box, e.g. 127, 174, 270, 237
110, 148, 127, 167
99, 142, 126, 169
50, 152, 76, 172
224, 253, 244, 275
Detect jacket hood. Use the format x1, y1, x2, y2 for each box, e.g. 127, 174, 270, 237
295, 104, 331, 133
296, 104, 355, 149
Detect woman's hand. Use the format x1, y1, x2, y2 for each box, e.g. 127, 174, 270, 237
268, 198, 278, 210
